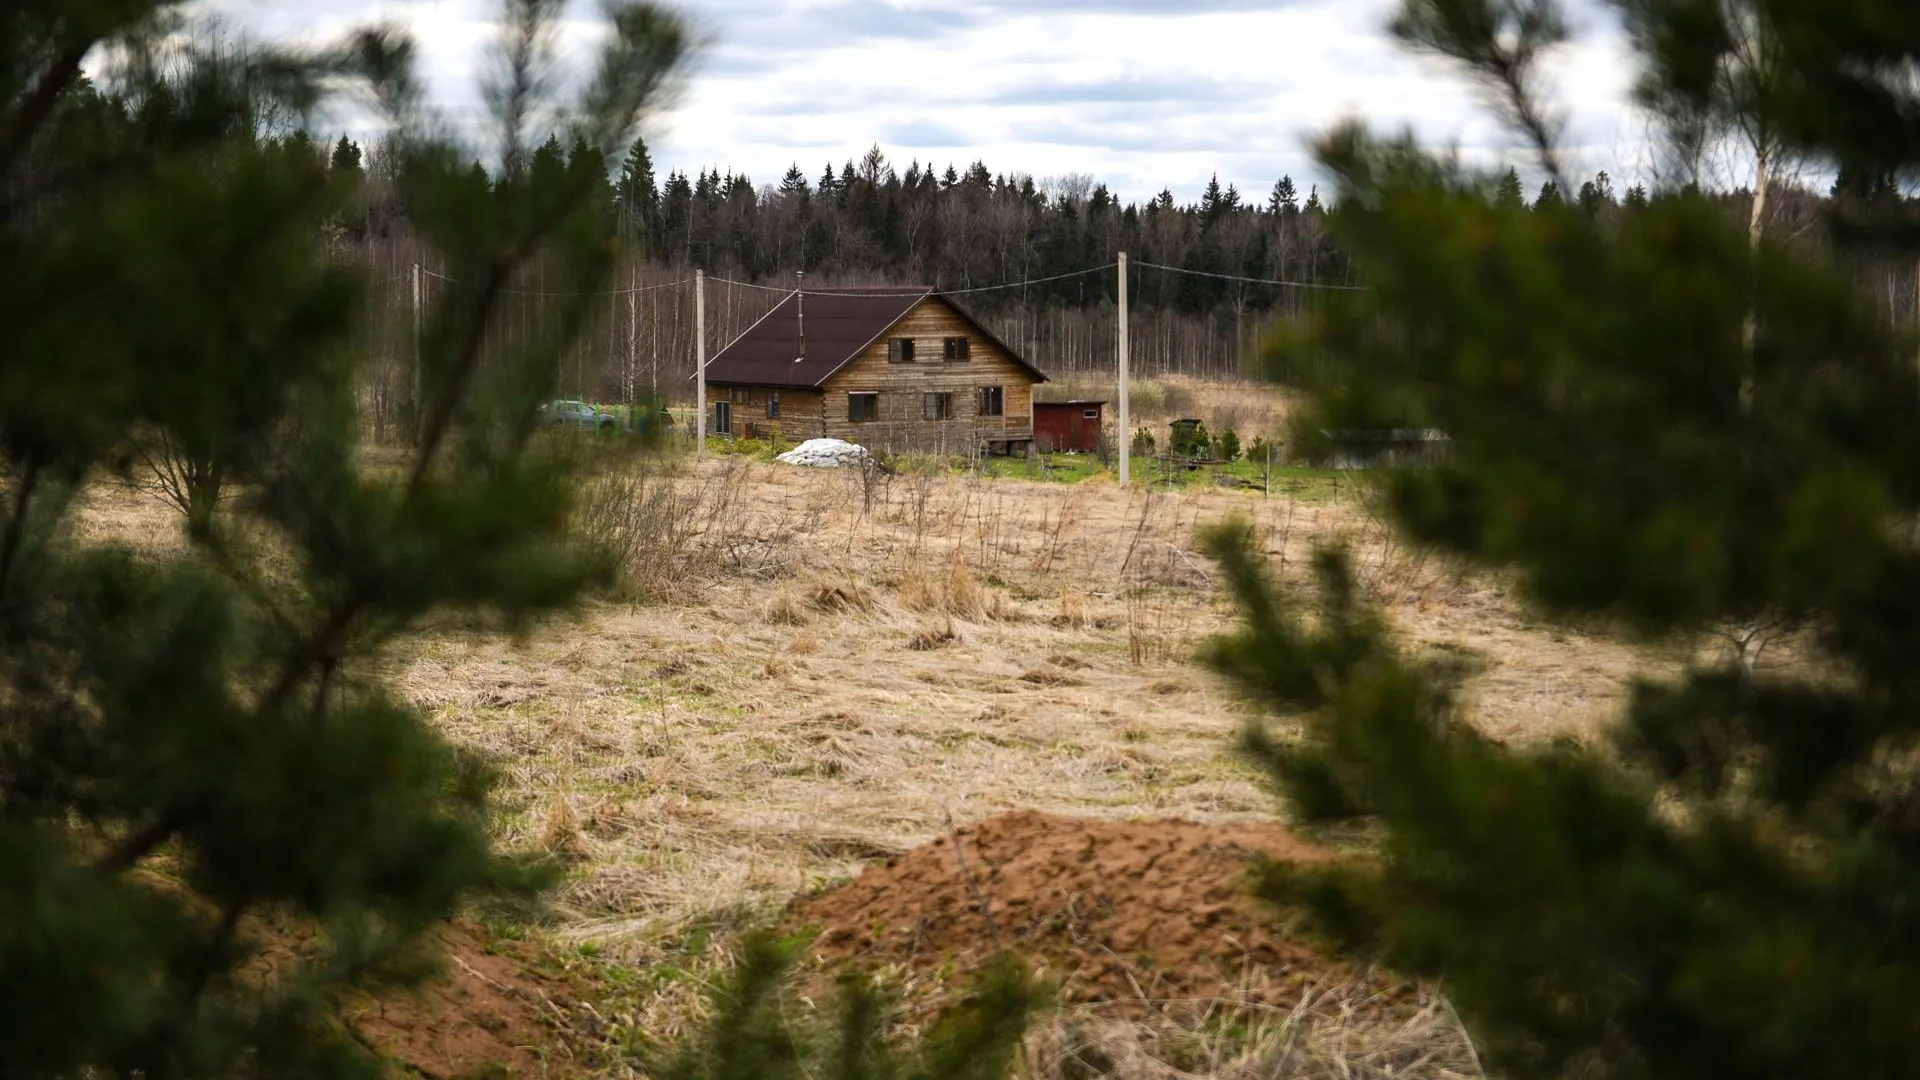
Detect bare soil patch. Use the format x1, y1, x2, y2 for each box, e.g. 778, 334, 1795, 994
346, 921, 590, 1079
788, 810, 1388, 1014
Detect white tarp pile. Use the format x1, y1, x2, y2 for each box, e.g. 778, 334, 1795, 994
775, 438, 873, 469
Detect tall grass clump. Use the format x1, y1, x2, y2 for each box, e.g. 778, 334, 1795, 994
572, 455, 750, 602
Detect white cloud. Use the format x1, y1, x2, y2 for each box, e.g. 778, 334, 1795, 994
165, 0, 1648, 202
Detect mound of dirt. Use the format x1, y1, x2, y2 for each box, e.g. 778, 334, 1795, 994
343, 920, 588, 1079
788, 811, 1390, 1012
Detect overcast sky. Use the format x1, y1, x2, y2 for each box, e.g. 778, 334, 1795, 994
187, 0, 1649, 203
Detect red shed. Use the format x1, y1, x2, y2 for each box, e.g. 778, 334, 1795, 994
1033, 400, 1106, 453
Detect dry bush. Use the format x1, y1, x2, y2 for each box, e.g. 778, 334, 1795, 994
1127, 591, 1192, 667
1126, 379, 1170, 418
539, 791, 590, 861
765, 590, 812, 626
571, 456, 757, 601
1055, 585, 1095, 629
810, 574, 876, 613
907, 623, 960, 651
898, 554, 990, 621
1159, 382, 1197, 421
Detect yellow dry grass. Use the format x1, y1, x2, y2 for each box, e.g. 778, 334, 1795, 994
374, 456, 1665, 949
72, 413, 1780, 1078
71, 452, 1670, 935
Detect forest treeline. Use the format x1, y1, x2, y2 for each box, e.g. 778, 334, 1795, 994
325, 130, 1920, 436
20, 66, 1918, 434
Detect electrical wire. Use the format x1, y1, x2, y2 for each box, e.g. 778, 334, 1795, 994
1133, 260, 1369, 291
408, 258, 1363, 300
417, 267, 695, 298
705, 262, 1117, 300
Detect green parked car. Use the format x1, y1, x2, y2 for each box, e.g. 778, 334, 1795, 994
538, 400, 617, 434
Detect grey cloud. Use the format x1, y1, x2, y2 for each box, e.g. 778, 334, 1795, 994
878, 119, 975, 148
1006, 118, 1285, 156
698, 0, 984, 53
986, 76, 1268, 108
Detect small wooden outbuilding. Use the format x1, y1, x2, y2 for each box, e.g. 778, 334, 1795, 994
1033, 400, 1105, 453
703, 287, 1047, 454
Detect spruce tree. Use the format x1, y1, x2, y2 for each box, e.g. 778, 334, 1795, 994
329, 135, 363, 175
1270, 174, 1301, 215
617, 136, 661, 248
0, 2, 688, 1075
1494, 166, 1525, 208
779, 163, 810, 199
1211, 1, 1920, 1077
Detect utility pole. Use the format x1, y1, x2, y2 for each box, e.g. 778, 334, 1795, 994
1117, 251, 1130, 487
626, 265, 637, 406
411, 261, 423, 446
695, 268, 707, 460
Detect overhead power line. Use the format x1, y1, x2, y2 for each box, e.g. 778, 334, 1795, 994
418, 267, 695, 298
410, 259, 1363, 300
1133, 260, 1369, 292
706, 262, 1117, 300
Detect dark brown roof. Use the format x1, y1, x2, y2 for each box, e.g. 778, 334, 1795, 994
703, 288, 1048, 389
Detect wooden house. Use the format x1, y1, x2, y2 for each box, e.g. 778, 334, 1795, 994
702, 287, 1046, 454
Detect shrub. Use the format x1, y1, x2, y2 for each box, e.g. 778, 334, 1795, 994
1247, 434, 1281, 467
1216, 428, 1242, 463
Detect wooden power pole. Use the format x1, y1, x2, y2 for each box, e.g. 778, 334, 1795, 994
695, 269, 707, 460
1117, 251, 1130, 487
626, 265, 637, 406
411, 261, 423, 446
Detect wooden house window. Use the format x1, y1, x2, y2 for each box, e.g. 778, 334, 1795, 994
731, 388, 749, 403
943, 337, 971, 361
766, 392, 780, 419
1083, 409, 1099, 419
887, 338, 915, 363
848, 392, 878, 422
977, 386, 1004, 417
923, 392, 954, 421
714, 400, 733, 436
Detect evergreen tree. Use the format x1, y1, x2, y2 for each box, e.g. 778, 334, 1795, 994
528, 132, 567, 191
329, 134, 363, 175
1624, 182, 1650, 209
1532, 178, 1562, 209
1212, 1, 1920, 1078
567, 134, 615, 231
1270, 174, 1301, 215
616, 136, 661, 247
0, 3, 689, 1076
1494, 166, 1524, 208
1576, 170, 1614, 216
1199, 173, 1230, 226
1829, 162, 1899, 203
778, 163, 810, 198
661, 169, 693, 261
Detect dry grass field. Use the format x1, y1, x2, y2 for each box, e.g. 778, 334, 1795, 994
74, 379, 1731, 1077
